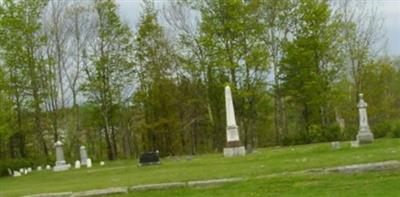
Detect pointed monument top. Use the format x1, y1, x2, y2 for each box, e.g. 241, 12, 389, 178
225, 85, 237, 127
55, 140, 62, 146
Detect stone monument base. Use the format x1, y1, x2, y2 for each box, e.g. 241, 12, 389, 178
357, 132, 374, 144
53, 165, 70, 172
224, 146, 245, 157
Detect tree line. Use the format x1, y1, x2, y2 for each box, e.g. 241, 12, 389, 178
0, 0, 399, 164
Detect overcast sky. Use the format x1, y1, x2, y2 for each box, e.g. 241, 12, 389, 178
116, 0, 400, 56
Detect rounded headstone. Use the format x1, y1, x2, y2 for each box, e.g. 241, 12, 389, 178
75, 160, 81, 169
87, 158, 92, 168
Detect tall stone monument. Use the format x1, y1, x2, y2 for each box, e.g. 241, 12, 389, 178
80, 145, 88, 166
356, 93, 374, 144
223, 85, 245, 157
53, 141, 70, 172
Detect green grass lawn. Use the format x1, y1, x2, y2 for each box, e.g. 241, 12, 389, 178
1, 138, 400, 196
114, 171, 400, 197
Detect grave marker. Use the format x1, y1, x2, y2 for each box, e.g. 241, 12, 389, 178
356, 94, 374, 144
223, 86, 245, 157
139, 152, 160, 166
75, 160, 81, 169
80, 145, 88, 166
53, 141, 70, 172
87, 158, 92, 168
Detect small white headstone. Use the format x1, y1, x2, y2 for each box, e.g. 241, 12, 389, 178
23, 169, 28, 175
87, 158, 92, 168
46, 165, 51, 170
331, 141, 341, 149
19, 168, 24, 173
351, 140, 359, 148
13, 171, 21, 177
37, 166, 42, 171
75, 160, 81, 169
27, 167, 32, 173
100, 161, 105, 166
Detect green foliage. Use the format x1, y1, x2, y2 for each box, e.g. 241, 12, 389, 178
81, 0, 135, 160
134, 0, 183, 155
0, 0, 49, 158
281, 0, 345, 142
196, 0, 270, 149
0, 0, 398, 164
0, 159, 33, 177
373, 120, 400, 138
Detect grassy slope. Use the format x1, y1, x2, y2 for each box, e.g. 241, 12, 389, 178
118, 171, 400, 197
1, 138, 400, 196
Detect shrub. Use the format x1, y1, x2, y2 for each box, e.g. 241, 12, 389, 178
373, 119, 400, 138
0, 159, 33, 177
323, 123, 341, 142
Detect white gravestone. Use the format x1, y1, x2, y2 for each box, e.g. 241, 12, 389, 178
100, 161, 105, 166
27, 167, 32, 173
80, 145, 88, 166
37, 166, 42, 171
13, 171, 21, 177
351, 140, 359, 148
46, 165, 51, 170
75, 160, 81, 169
223, 86, 245, 157
356, 94, 374, 144
53, 141, 70, 172
331, 141, 341, 149
87, 158, 92, 168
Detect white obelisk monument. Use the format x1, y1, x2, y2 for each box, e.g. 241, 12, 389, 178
356, 93, 374, 144
223, 85, 245, 157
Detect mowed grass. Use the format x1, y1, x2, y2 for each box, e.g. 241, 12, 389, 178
1, 138, 400, 196
114, 171, 400, 197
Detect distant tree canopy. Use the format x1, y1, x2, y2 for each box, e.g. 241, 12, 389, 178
0, 0, 398, 164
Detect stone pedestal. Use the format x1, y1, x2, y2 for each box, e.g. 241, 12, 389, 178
224, 144, 245, 157
356, 94, 374, 144
53, 164, 70, 172
224, 86, 245, 157
357, 132, 374, 144
53, 141, 70, 172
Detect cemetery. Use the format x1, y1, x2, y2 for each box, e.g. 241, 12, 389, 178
1, 138, 400, 196
1, 0, 400, 196
1, 85, 400, 196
